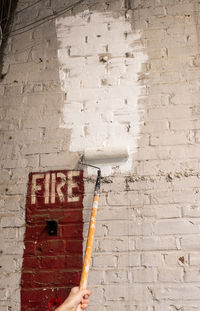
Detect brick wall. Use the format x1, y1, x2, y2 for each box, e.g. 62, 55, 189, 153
1, 0, 200, 311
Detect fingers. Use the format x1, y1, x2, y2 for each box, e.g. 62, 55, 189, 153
81, 298, 89, 309
81, 289, 91, 309
82, 303, 88, 310
81, 297, 89, 304
81, 289, 92, 299
66, 287, 91, 310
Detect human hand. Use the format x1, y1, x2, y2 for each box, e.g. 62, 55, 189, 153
55, 287, 91, 311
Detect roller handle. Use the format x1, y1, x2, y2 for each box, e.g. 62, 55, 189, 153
76, 170, 101, 311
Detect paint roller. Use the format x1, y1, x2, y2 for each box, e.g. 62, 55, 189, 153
76, 146, 129, 311
84, 146, 129, 163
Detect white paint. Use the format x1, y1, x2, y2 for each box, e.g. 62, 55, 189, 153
44, 173, 50, 204
93, 201, 98, 209
30, 172, 80, 205
67, 171, 80, 202
56, 11, 147, 175
51, 173, 56, 204
31, 174, 44, 204
56, 172, 65, 202
84, 146, 128, 162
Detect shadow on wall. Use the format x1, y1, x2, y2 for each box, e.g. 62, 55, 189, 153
0, 0, 18, 79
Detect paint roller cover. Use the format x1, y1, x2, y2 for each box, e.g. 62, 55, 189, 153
84, 147, 129, 162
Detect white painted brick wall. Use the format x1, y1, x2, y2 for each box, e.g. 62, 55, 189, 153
1, 0, 200, 310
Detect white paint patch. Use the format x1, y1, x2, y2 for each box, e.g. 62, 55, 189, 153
56, 11, 147, 175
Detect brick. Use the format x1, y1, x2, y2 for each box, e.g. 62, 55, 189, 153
141, 253, 163, 267
88, 269, 104, 285
1, 216, 25, 228
4, 86, 22, 97
33, 270, 79, 287
93, 253, 116, 268
154, 219, 200, 235
95, 220, 152, 237
26, 209, 82, 225
66, 254, 82, 268
182, 307, 200, 311
128, 285, 153, 303
86, 286, 104, 305
1, 156, 38, 169
139, 204, 182, 219
104, 269, 128, 284
118, 252, 140, 267
100, 177, 125, 193
190, 253, 200, 266
164, 252, 189, 265
65, 239, 83, 253
183, 204, 199, 217
148, 106, 191, 120
24, 225, 47, 240
150, 131, 190, 146
40, 152, 79, 167
172, 176, 200, 189
135, 146, 171, 161
97, 207, 129, 221
0, 288, 8, 300
169, 145, 200, 159
107, 191, 150, 206
170, 119, 195, 130
104, 285, 129, 301
103, 302, 131, 311
1, 241, 24, 255
136, 236, 177, 251
22, 256, 40, 269
150, 189, 200, 204
135, 159, 180, 176
61, 224, 82, 238
2, 182, 26, 195
0, 255, 20, 273
132, 267, 157, 283
181, 236, 200, 250
35, 239, 66, 255
0, 227, 18, 239
158, 267, 183, 282
21, 272, 34, 288
10, 129, 42, 144
0, 170, 10, 184
99, 237, 130, 252
152, 285, 200, 301
142, 120, 170, 133
184, 268, 200, 282
22, 143, 59, 155
154, 303, 179, 311
23, 241, 36, 256
0, 272, 21, 288
22, 117, 60, 129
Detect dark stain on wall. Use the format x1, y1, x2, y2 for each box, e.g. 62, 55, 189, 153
0, 0, 18, 78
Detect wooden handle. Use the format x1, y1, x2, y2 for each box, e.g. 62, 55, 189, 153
76, 194, 99, 311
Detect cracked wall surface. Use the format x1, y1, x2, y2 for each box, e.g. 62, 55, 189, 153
1, 0, 200, 310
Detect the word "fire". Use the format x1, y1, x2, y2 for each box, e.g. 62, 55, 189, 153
31, 171, 81, 205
